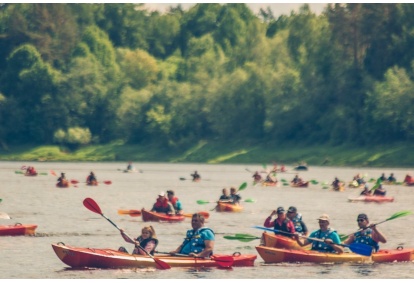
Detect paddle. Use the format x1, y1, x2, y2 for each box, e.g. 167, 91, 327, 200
0, 211, 11, 219
223, 234, 260, 242
50, 170, 57, 176
155, 252, 234, 268
118, 168, 143, 173
82, 197, 171, 269
15, 170, 47, 175
197, 198, 256, 205
252, 226, 373, 256
342, 210, 412, 240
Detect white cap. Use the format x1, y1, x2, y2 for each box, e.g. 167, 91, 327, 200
158, 191, 165, 197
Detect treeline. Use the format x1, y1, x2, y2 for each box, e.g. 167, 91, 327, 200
1, 3, 414, 150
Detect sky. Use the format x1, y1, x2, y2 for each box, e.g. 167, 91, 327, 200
142, 3, 327, 17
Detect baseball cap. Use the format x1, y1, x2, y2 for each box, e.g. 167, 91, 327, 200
167, 190, 174, 195
287, 206, 297, 213
276, 207, 285, 214
317, 214, 330, 221
357, 213, 368, 221
158, 191, 165, 197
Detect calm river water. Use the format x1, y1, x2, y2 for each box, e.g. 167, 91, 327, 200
1, 161, 413, 279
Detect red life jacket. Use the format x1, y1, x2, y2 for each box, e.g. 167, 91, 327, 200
169, 196, 179, 206
154, 198, 169, 208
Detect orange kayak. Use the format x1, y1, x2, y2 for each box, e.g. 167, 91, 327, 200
216, 202, 243, 212
256, 245, 414, 263
262, 181, 277, 187
348, 196, 394, 203
260, 232, 306, 250
56, 181, 70, 188
52, 243, 257, 268
141, 209, 185, 222
118, 209, 210, 219
0, 223, 37, 236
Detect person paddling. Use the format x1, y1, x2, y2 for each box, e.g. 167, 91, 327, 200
87, 171, 98, 185
294, 214, 343, 254
151, 191, 175, 215
191, 171, 201, 181
57, 173, 68, 187
218, 188, 231, 201
169, 213, 214, 258
118, 225, 158, 255
342, 213, 386, 252
263, 207, 295, 237
167, 190, 183, 215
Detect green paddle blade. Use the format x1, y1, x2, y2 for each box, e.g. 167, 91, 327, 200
244, 198, 256, 203
15, 171, 23, 174
283, 183, 289, 186
238, 182, 248, 191
339, 234, 349, 241
281, 179, 287, 182
310, 179, 318, 185
197, 200, 212, 205
262, 163, 267, 169
386, 210, 412, 221
39, 172, 48, 175
223, 235, 260, 242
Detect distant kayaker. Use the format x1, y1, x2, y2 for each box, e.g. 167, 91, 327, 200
294, 214, 344, 254
387, 173, 396, 183
126, 162, 134, 171
151, 191, 175, 215
252, 171, 262, 182
167, 190, 183, 215
169, 213, 215, 258
360, 185, 371, 196
25, 166, 37, 175
379, 173, 387, 182
57, 173, 68, 186
342, 213, 386, 252
87, 171, 98, 185
265, 173, 277, 183
331, 177, 341, 191
118, 225, 158, 255
218, 188, 231, 201
291, 175, 301, 184
287, 206, 309, 236
373, 184, 386, 196
191, 171, 201, 181
404, 174, 413, 185
229, 187, 242, 204
264, 207, 295, 237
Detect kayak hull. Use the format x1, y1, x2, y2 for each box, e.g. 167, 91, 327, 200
216, 202, 243, 212
52, 243, 256, 268
262, 181, 278, 187
0, 223, 37, 236
256, 246, 413, 263
56, 181, 70, 188
141, 209, 185, 222
291, 182, 309, 188
348, 196, 394, 203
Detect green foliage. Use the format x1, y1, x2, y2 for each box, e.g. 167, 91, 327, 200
53, 127, 92, 149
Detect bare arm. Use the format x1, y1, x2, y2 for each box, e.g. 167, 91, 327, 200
371, 225, 387, 243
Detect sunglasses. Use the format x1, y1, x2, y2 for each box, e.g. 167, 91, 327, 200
357, 219, 365, 222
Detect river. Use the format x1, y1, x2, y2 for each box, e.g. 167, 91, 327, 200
1, 161, 413, 279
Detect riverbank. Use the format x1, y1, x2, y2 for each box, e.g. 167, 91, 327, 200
0, 140, 413, 168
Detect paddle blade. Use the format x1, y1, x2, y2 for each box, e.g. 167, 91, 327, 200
197, 200, 212, 205
310, 180, 319, 185
210, 255, 234, 268
244, 198, 256, 203
83, 198, 102, 215
347, 243, 373, 257
153, 258, 171, 270
223, 235, 259, 242
238, 182, 248, 191
386, 210, 412, 221
118, 209, 142, 216
104, 180, 112, 185
50, 170, 57, 176
70, 179, 79, 184
179, 177, 186, 181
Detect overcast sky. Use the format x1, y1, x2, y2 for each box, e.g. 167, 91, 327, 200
142, 3, 327, 17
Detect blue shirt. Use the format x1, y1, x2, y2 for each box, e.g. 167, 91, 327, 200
180, 228, 215, 255
308, 228, 341, 252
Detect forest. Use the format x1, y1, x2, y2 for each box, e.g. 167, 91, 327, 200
1, 3, 414, 152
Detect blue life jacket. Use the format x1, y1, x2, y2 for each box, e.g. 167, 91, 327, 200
353, 228, 379, 252
180, 228, 214, 255
291, 213, 304, 233
311, 228, 337, 252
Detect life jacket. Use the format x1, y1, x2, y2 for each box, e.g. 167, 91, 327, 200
273, 218, 291, 235
291, 213, 304, 233
353, 228, 379, 252
154, 198, 169, 209
135, 236, 159, 255
180, 228, 214, 255
311, 228, 337, 252
170, 196, 179, 206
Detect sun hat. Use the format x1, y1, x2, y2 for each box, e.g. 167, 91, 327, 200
317, 214, 330, 221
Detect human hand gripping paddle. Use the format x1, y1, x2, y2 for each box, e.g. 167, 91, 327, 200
340, 210, 412, 241
252, 226, 373, 256
82, 198, 171, 269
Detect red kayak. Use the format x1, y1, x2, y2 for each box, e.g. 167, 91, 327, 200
56, 182, 70, 188
348, 195, 394, 203
291, 181, 309, 188
0, 223, 37, 236
141, 209, 185, 222
52, 243, 256, 268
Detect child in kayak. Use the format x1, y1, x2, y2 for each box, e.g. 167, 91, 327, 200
118, 226, 158, 255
